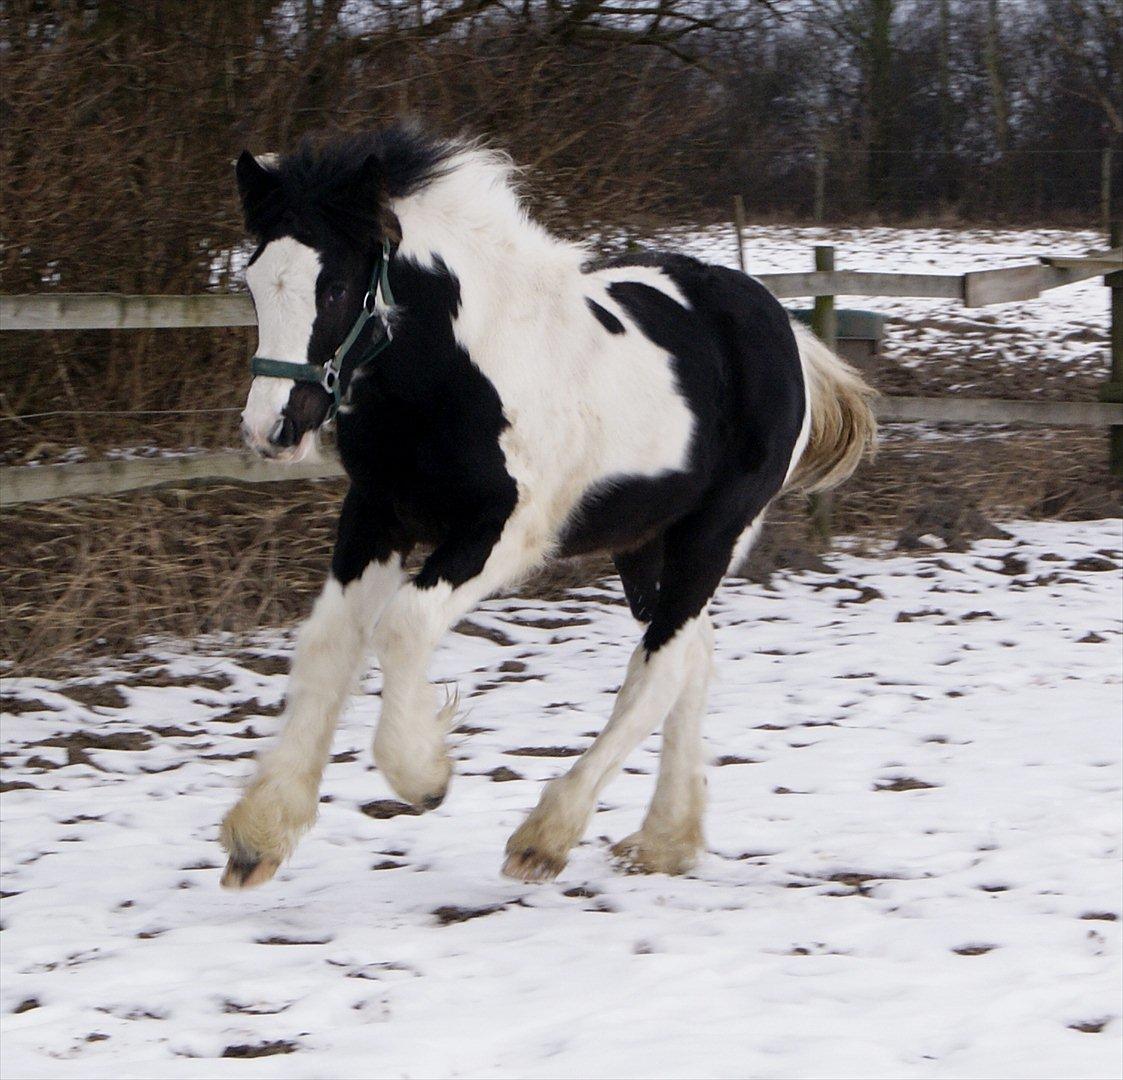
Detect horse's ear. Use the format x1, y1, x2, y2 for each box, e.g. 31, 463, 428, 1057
235, 150, 281, 230
331, 152, 397, 244
337, 153, 385, 212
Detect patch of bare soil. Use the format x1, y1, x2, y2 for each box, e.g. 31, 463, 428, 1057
0, 697, 60, 715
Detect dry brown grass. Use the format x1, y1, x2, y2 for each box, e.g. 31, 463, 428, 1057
3, 427, 1118, 677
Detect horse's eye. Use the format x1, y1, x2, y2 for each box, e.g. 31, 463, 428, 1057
323, 283, 347, 307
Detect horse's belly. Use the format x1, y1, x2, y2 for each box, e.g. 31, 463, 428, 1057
555, 469, 701, 557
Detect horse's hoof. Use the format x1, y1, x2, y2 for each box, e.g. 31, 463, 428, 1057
610, 833, 699, 876
419, 791, 446, 811
501, 847, 567, 883
221, 855, 280, 890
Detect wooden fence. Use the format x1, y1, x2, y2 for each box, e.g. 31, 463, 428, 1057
2, 239, 1121, 507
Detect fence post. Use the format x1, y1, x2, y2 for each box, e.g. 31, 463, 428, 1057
809, 245, 837, 540
733, 195, 746, 273
1104, 221, 1123, 476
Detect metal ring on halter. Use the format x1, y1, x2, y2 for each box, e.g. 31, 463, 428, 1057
363, 290, 377, 314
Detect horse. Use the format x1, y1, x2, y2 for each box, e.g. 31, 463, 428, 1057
220, 125, 876, 888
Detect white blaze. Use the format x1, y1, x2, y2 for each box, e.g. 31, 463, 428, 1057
241, 237, 322, 459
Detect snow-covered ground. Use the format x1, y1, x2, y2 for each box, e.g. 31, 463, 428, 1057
2, 519, 1120, 1078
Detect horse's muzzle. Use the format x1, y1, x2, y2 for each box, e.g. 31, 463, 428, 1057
241, 416, 303, 460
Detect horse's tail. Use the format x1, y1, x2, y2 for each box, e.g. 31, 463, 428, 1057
785, 320, 878, 494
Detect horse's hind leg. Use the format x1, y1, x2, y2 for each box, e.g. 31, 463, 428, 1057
612, 613, 713, 874
503, 515, 737, 883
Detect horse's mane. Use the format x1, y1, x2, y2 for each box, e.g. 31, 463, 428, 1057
244, 124, 466, 240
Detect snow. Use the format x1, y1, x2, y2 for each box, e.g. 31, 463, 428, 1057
2, 519, 1120, 1078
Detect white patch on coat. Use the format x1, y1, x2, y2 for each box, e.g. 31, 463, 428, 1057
241, 237, 322, 459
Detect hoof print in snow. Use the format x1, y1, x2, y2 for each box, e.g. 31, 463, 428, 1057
952, 944, 998, 956
824, 872, 898, 895
224, 1000, 291, 1015
432, 903, 508, 926
504, 746, 584, 758
487, 766, 522, 782
12, 998, 40, 1014
1068, 1018, 1109, 1034
715, 755, 762, 766
255, 935, 332, 946
222, 1040, 299, 1057
562, 885, 599, 899
1079, 911, 1118, 921
874, 777, 937, 792
360, 800, 421, 819
1077, 631, 1106, 643
895, 608, 946, 622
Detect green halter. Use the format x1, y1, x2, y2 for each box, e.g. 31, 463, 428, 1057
250, 239, 395, 418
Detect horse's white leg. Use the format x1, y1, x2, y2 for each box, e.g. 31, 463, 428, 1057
220, 555, 404, 887
612, 614, 713, 874
502, 616, 702, 882
371, 521, 541, 808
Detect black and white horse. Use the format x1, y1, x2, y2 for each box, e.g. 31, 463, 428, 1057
221, 126, 876, 887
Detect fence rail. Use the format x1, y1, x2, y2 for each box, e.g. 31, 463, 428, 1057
3, 395, 1120, 507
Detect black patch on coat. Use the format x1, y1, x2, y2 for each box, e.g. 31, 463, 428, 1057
335, 253, 518, 591
614, 539, 664, 623
586, 298, 624, 335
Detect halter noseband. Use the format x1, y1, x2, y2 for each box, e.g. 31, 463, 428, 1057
250, 239, 396, 418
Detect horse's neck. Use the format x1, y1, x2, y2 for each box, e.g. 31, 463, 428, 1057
390, 158, 583, 316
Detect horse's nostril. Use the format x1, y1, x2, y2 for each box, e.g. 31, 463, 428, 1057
268, 415, 298, 448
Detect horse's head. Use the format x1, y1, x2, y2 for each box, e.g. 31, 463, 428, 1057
235, 145, 395, 461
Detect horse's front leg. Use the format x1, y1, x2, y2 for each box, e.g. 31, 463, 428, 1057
371, 512, 535, 808
220, 489, 408, 888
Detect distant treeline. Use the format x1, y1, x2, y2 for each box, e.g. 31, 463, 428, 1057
3, 1, 1120, 294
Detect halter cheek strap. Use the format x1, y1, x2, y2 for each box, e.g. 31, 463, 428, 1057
250, 239, 396, 419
